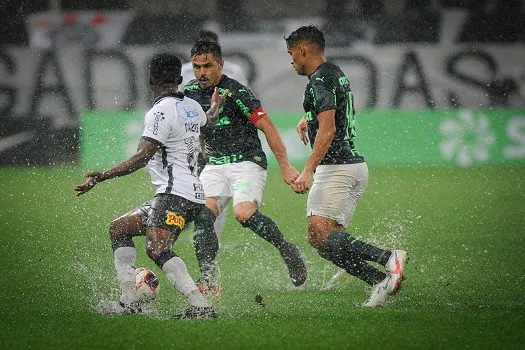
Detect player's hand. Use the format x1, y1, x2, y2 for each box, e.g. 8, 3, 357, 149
296, 117, 308, 145
281, 164, 300, 186
291, 170, 312, 194
211, 87, 229, 108
73, 171, 103, 196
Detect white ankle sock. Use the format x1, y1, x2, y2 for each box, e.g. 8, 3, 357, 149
114, 247, 137, 303
162, 257, 209, 308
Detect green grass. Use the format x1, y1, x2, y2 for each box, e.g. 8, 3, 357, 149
1, 165, 524, 349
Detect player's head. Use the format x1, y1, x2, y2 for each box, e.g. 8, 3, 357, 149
196, 30, 219, 43
190, 39, 224, 89
149, 53, 182, 88
284, 25, 325, 76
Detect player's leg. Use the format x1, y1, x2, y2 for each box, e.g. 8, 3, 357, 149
231, 162, 307, 287
194, 165, 230, 294
309, 163, 406, 306
146, 194, 216, 319
213, 197, 229, 239
110, 201, 150, 307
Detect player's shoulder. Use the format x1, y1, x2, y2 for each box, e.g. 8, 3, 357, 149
184, 81, 201, 93
311, 62, 344, 85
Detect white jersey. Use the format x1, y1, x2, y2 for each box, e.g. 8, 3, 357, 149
181, 61, 248, 86
141, 93, 208, 203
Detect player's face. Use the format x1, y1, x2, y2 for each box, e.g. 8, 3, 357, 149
287, 44, 306, 76
192, 53, 223, 89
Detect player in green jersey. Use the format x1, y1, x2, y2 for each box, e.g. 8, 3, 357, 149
184, 39, 307, 292
285, 25, 408, 307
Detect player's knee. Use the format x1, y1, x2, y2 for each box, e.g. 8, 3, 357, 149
234, 204, 257, 223
148, 249, 176, 268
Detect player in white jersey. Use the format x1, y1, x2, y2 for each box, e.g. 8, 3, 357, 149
74, 53, 228, 319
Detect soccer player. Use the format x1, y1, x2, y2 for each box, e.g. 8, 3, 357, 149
182, 30, 248, 86
184, 38, 307, 291
284, 25, 408, 307
181, 30, 248, 247
74, 53, 228, 319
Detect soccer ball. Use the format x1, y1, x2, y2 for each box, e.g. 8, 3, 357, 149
135, 268, 160, 302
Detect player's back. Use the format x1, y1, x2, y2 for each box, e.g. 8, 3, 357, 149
142, 93, 207, 202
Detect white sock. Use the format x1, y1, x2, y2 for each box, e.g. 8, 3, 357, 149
162, 256, 209, 308
114, 247, 137, 304
214, 207, 228, 240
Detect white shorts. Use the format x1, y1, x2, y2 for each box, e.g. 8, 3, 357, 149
199, 161, 267, 209
307, 162, 368, 227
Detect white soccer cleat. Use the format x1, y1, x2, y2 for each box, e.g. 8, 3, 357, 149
362, 275, 395, 307
385, 250, 408, 293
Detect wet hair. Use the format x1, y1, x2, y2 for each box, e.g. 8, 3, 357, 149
196, 30, 219, 43
149, 53, 182, 85
190, 39, 223, 61
284, 25, 325, 51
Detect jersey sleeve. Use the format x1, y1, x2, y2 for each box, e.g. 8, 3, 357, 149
141, 103, 173, 146
311, 75, 337, 114
232, 86, 267, 124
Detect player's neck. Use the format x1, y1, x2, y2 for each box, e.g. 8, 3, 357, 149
306, 56, 326, 76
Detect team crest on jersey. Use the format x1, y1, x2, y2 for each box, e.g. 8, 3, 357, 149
165, 211, 185, 229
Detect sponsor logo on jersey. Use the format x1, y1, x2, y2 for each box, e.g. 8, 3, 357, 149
185, 123, 199, 132
165, 211, 185, 229
183, 107, 200, 119
152, 111, 165, 135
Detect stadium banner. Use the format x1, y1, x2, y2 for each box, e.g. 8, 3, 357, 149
1, 43, 524, 165
81, 109, 525, 169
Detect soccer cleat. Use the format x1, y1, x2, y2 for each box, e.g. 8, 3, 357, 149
281, 243, 307, 287
171, 306, 218, 320
195, 276, 221, 297
385, 250, 408, 293
362, 275, 395, 308
97, 300, 142, 315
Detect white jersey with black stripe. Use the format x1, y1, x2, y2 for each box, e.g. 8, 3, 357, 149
141, 93, 207, 203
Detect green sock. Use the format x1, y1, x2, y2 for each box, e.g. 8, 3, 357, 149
241, 211, 287, 250
323, 232, 385, 285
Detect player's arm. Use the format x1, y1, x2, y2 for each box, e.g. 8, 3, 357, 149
292, 109, 335, 194
203, 87, 229, 128
74, 138, 158, 196
254, 115, 299, 185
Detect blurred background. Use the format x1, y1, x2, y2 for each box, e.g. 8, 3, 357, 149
0, 0, 524, 167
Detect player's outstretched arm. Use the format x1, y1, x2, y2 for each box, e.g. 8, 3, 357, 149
204, 87, 229, 127
73, 139, 158, 196
292, 109, 335, 194
255, 116, 299, 185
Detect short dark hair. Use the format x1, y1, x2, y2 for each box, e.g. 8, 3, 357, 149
196, 30, 219, 43
284, 25, 325, 51
149, 53, 182, 85
190, 39, 223, 61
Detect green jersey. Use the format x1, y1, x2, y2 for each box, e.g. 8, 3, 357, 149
303, 62, 365, 165
184, 75, 267, 169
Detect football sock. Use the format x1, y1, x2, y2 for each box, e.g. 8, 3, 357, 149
162, 256, 209, 308
214, 207, 228, 239
193, 207, 219, 276
242, 210, 287, 250
346, 235, 391, 265
322, 232, 386, 286
114, 247, 137, 303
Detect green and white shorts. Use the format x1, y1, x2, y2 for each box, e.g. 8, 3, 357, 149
200, 161, 267, 209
